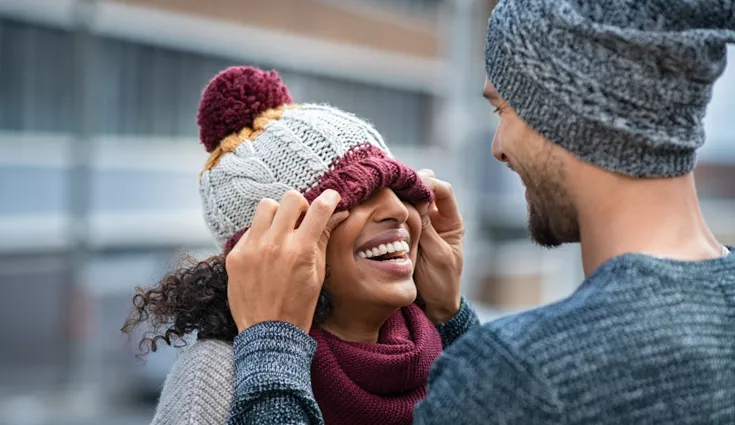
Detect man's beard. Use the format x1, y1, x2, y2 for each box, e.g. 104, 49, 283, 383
525, 184, 579, 248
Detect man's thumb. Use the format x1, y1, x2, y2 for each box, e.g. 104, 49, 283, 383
419, 214, 448, 253
318, 211, 349, 251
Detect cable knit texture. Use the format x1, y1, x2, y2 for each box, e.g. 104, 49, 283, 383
226, 251, 735, 424
150, 339, 234, 425
485, 0, 735, 177
223, 143, 434, 253
150, 299, 479, 424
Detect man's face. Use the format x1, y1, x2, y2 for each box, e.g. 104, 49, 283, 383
483, 79, 580, 247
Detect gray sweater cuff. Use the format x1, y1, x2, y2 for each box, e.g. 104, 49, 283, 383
233, 321, 317, 395
435, 297, 481, 348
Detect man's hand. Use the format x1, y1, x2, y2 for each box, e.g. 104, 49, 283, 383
226, 190, 349, 333
413, 170, 465, 324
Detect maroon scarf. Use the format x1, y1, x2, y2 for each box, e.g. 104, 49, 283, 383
309, 304, 443, 425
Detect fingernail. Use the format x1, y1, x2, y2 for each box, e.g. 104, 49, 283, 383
323, 189, 340, 203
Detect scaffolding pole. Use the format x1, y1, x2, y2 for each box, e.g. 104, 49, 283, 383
62, 0, 96, 398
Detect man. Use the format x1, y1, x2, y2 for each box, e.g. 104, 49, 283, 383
224, 0, 735, 424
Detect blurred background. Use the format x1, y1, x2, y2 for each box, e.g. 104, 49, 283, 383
0, 0, 733, 423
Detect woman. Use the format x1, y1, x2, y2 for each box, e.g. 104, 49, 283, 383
122, 66, 478, 425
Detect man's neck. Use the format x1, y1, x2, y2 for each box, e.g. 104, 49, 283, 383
576, 173, 722, 277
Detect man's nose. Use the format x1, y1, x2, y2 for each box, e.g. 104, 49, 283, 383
491, 131, 508, 163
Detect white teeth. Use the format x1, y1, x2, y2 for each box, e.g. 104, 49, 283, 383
356, 240, 411, 260
386, 258, 408, 264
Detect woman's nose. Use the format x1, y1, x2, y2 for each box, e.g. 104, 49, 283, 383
371, 189, 410, 224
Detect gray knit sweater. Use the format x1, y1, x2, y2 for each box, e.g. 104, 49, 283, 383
151, 339, 235, 425
150, 298, 480, 425
226, 251, 735, 424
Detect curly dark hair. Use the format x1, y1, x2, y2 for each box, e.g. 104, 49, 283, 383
121, 254, 333, 357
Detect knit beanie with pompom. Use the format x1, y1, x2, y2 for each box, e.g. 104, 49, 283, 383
197, 66, 434, 252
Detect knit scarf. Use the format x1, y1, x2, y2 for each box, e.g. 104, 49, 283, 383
309, 304, 443, 425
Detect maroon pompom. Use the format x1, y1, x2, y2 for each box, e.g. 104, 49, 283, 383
197, 66, 293, 153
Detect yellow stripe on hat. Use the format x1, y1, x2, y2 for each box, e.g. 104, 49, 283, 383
200, 105, 297, 178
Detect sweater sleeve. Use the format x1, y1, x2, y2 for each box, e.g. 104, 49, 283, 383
413, 325, 565, 425
434, 296, 481, 349
224, 304, 490, 425
151, 339, 235, 425
226, 321, 324, 425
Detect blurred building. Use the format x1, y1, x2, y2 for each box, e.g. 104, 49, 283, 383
0, 0, 495, 422
0, 0, 733, 423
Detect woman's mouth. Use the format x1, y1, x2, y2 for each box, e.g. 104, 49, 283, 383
357, 240, 410, 261
355, 231, 413, 277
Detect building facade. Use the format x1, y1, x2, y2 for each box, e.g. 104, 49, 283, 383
0, 0, 496, 415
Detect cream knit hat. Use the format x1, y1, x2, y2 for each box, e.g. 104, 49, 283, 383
196, 66, 433, 252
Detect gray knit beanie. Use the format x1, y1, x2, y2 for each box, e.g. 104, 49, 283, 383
485, 0, 735, 177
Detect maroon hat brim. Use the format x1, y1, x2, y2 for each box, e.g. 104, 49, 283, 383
224, 144, 433, 253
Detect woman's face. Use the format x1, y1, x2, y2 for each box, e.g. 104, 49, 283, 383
324, 188, 421, 312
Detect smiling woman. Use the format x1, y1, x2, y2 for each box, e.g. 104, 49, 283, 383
121, 66, 478, 425
320, 188, 422, 343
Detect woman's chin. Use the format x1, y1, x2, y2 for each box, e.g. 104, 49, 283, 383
378, 279, 418, 308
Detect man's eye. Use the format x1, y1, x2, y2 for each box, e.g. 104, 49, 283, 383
493, 107, 501, 114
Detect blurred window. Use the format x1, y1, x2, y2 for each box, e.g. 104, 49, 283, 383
0, 253, 69, 389
0, 19, 75, 132
0, 18, 433, 147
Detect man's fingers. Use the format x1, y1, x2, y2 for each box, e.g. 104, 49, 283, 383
271, 191, 310, 235
318, 211, 349, 252
422, 176, 461, 221
419, 209, 444, 249
418, 169, 436, 179
415, 198, 431, 218
298, 190, 342, 243
247, 198, 279, 241
427, 201, 442, 223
